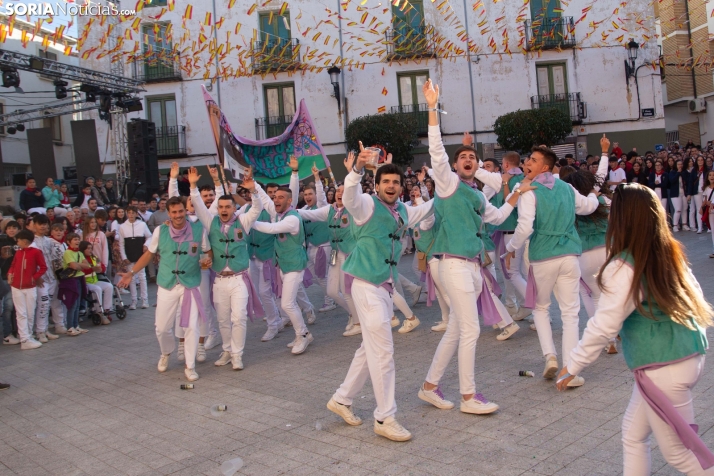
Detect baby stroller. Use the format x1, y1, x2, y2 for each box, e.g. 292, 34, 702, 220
88, 274, 127, 326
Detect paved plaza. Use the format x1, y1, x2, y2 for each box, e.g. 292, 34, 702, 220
1, 232, 714, 475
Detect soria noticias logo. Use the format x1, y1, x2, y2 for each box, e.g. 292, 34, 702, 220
5, 2, 136, 16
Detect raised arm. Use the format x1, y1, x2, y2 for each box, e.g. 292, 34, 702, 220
595, 135, 611, 187
289, 156, 300, 203
425, 80, 459, 198
314, 164, 328, 207
237, 172, 262, 233
188, 167, 215, 230
168, 162, 180, 198
343, 150, 375, 225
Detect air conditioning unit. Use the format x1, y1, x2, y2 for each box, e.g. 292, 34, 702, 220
689, 98, 707, 113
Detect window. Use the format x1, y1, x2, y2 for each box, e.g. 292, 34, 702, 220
397, 71, 428, 108
536, 63, 568, 97
38, 49, 57, 81
259, 12, 291, 42
262, 83, 295, 138
42, 113, 62, 142
392, 0, 424, 31
530, 0, 561, 20
147, 95, 179, 155
140, 23, 178, 81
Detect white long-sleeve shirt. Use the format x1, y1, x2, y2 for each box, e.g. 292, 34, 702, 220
168, 178, 221, 215
568, 259, 705, 376
118, 220, 152, 261
475, 168, 503, 200
290, 171, 328, 209
189, 185, 263, 234
505, 180, 600, 253
251, 210, 301, 236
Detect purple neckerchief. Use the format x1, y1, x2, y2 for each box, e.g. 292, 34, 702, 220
460, 178, 479, 191
634, 354, 714, 469
332, 203, 344, 220
524, 265, 537, 309
533, 172, 555, 190
179, 286, 206, 328
220, 214, 239, 234
507, 168, 523, 175
314, 244, 328, 279
169, 221, 193, 242
478, 266, 502, 326
579, 278, 592, 296
344, 273, 393, 295
492, 231, 511, 280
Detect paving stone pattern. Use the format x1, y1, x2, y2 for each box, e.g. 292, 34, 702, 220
1, 232, 714, 475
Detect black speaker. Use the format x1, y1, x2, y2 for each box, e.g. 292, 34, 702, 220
127, 119, 159, 191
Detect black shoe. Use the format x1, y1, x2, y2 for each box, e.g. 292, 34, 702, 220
0, 382, 10, 390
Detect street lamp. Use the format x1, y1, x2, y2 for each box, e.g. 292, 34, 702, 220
625, 39, 639, 82
327, 66, 341, 110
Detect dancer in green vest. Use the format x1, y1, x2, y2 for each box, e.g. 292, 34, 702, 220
504, 144, 599, 386
251, 187, 315, 355
118, 197, 211, 382
327, 149, 434, 442
558, 183, 714, 475
188, 167, 264, 371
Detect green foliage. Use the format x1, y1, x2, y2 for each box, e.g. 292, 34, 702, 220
493, 107, 573, 154
345, 112, 419, 166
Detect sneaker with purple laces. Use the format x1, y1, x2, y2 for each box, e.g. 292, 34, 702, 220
418, 384, 454, 410
460, 393, 499, 415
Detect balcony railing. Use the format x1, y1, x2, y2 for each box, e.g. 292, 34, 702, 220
251, 37, 300, 73
156, 125, 186, 157
530, 92, 586, 124
385, 24, 436, 60
131, 50, 182, 82
255, 115, 293, 140
390, 103, 435, 136
524, 16, 576, 50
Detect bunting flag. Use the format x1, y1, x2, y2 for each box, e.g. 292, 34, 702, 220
203, 85, 330, 186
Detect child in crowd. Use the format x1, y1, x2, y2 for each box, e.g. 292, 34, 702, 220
79, 241, 112, 324
8, 230, 47, 349
58, 233, 90, 336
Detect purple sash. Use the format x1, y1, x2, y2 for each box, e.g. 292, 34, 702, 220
179, 286, 206, 328
524, 265, 537, 309
634, 354, 714, 470
478, 267, 502, 326
314, 245, 327, 279
482, 265, 502, 296
579, 277, 592, 296
239, 270, 265, 321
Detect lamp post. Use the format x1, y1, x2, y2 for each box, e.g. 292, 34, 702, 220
327, 66, 341, 111
625, 39, 639, 82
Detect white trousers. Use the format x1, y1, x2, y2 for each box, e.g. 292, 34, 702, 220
50, 281, 65, 329
213, 274, 249, 356
34, 279, 54, 334
392, 287, 413, 318
12, 287, 37, 342
249, 258, 280, 331
622, 355, 714, 476
689, 193, 704, 231
579, 247, 606, 318
503, 234, 528, 305
428, 258, 453, 323
87, 281, 113, 311
531, 256, 581, 365
280, 270, 308, 336
426, 258, 483, 395
326, 250, 358, 321
127, 262, 148, 304
307, 243, 335, 307
486, 251, 514, 329
333, 279, 396, 421
155, 284, 199, 369
279, 283, 313, 319
198, 269, 217, 337
671, 195, 686, 228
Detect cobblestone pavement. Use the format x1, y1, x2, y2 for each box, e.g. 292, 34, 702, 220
1, 232, 714, 476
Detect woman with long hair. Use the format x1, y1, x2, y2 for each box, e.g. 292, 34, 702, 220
666, 156, 676, 172
648, 160, 669, 212
644, 158, 654, 176
627, 161, 648, 185
687, 155, 708, 233
557, 184, 714, 475
326, 187, 336, 204
668, 159, 689, 232
702, 170, 714, 257
82, 217, 108, 271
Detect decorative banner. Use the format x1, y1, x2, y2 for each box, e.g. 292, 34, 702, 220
202, 85, 330, 186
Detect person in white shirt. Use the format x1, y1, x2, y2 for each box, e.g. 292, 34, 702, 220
137, 200, 153, 222
118, 207, 152, 310
608, 157, 627, 191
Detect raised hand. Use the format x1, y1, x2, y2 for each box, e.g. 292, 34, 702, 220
241, 167, 256, 192
289, 155, 299, 172
423, 78, 439, 108
386, 153, 393, 164
170, 162, 179, 179
207, 165, 220, 182
312, 162, 320, 178
416, 169, 426, 183
600, 134, 610, 154
462, 131, 474, 147
355, 141, 371, 171
344, 151, 355, 172
188, 167, 201, 187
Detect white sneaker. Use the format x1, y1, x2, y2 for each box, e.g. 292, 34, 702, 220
327, 398, 362, 426
460, 393, 499, 414
374, 416, 412, 442
76, 327, 89, 334
20, 339, 42, 350
418, 384, 454, 409
343, 324, 362, 337
204, 332, 221, 350
177, 342, 185, 362
390, 316, 400, 328
196, 343, 206, 363
53, 326, 67, 335
344, 315, 354, 332
129, 302, 137, 310
567, 375, 585, 388
37, 332, 48, 343
66, 327, 80, 336
306, 309, 317, 324
673, 226, 680, 232
261, 328, 279, 342
281, 316, 292, 327
398, 316, 420, 334
543, 355, 558, 379
410, 285, 423, 307
683, 225, 691, 231
158, 355, 170, 372
3, 335, 20, 345
291, 332, 313, 355
430, 321, 448, 332
318, 303, 336, 313
141, 301, 149, 309
215, 351, 232, 366
45, 330, 59, 340
231, 354, 243, 370
513, 307, 532, 321
184, 367, 199, 382
496, 323, 520, 341
287, 337, 297, 348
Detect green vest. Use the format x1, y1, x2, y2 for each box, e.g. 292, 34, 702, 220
342, 196, 408, 286
273, 210, 308, 273
617, 254, 708, 370
576, 196, 608, 253
209, 215, 250, 273
328, 206, 356, 255
491, 173, 523, 231
248, 208, 274, 262
431, 181, 486, 259
528, 179, 582, 262
413, 219, 438, 261
156, 221, 203, 290
304, 204, 330, 246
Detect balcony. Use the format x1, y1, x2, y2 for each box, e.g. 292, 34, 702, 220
156, 125, 187, 157
255, 115, 293, 140
390, 103, 434, 136
530, 92, 586, 124
131, 49, 182, 82
385, 24, 436, 60
251, 36, 300, 73
524, 16, 576, 50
